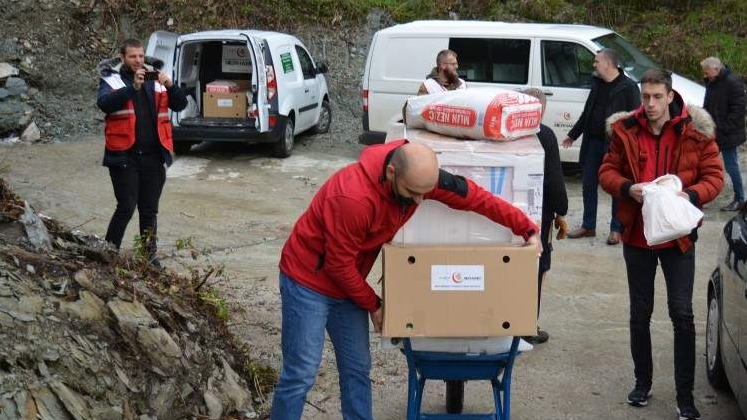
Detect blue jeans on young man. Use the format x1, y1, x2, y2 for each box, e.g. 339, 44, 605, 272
722, 146, 744, 202
582, 137, 621, 232
270, 273, 373, 420
623, 244, 696, 401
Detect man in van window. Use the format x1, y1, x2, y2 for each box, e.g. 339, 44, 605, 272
417, 49, 467, 95
562, 48, 640, 246
97, 39, 187, 267
700, 56, 747, 211
599, 68, 723, 420
270, 141, 540, 420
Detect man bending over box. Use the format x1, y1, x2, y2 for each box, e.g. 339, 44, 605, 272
270, 140, 540, 420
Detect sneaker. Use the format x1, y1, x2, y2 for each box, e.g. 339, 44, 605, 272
677, 398, 701, 420
720, 200, 744, 211
626, 386, 652, 407
677, 404, 701, 420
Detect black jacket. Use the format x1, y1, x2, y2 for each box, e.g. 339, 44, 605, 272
704, 66, 746, 149
568, 71, 640, 163
538, 124, 568, 251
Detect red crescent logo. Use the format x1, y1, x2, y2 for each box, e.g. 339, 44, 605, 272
451, 272, 463, 283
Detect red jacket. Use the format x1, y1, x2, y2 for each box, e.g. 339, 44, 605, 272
599, 92, 724, 251
279, 139, 539, 312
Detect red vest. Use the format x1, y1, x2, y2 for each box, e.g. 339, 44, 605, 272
102, 73, 174, 152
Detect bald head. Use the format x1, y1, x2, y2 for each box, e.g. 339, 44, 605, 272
388, 143, 440, 203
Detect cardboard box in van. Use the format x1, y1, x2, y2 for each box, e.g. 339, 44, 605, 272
382, 244, 538, 337
203, 92, 246, 118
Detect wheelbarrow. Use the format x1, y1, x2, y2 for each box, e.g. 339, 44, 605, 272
401, 336, 521, 420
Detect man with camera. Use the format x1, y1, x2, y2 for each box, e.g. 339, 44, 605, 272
96, 39, 187, 267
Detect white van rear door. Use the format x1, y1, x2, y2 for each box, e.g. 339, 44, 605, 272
245, 35, 269, 133
145, 31, 179, 79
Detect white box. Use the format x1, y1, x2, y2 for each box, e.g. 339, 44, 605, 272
386, 123, 544, 245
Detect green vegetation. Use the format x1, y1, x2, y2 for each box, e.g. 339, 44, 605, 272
113, 0, 745, 81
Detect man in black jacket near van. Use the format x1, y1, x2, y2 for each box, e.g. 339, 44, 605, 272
562, 48, 641, 246
522, 88, 568, 344
701, 56, 747, 211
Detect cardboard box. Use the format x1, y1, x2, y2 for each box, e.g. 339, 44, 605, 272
203, 92, 246, 118
382, 244, 538, 337
387, 123, 544, 245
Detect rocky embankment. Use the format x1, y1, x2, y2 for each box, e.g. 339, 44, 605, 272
0, 179, 267, 420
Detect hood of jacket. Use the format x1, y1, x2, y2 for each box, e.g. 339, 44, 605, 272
605, 90, 715, 141
97, 56, 164, 78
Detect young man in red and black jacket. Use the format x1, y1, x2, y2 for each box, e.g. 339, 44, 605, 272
600, 68, 723, 420
271, 140, 540, 420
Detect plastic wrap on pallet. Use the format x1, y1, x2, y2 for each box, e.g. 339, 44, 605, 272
404, 88, 542, 141
386, 123, 544, 246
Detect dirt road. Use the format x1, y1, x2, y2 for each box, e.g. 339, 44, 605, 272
0, 136, 743, 419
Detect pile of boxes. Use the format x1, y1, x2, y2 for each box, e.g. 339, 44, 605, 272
203, 79, 251, 118
382, 123, 544, 339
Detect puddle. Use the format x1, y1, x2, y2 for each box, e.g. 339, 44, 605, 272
167, 157, 210, 178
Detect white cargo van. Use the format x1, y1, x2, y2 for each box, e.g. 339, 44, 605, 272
146, 29, 331, 157
359, 20, 705, 162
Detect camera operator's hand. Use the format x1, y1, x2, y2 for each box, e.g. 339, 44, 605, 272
133, 69, 145, 91
158, 71, 173, 88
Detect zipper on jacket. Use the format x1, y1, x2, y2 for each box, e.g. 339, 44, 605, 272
655, 135, 661, 176
663, 145, 669, 175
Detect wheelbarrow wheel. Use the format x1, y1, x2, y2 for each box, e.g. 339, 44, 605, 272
445, 380, 464, 413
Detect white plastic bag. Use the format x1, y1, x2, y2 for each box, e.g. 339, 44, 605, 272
642, 174, 704, 246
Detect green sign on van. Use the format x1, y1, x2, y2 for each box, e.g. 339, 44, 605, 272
280, 52, 294, 73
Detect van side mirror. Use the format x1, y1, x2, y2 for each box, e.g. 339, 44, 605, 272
316, 62, 329, 74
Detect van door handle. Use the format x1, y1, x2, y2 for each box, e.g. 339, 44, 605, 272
304, 88, 310, 93
543, 91, 554, 96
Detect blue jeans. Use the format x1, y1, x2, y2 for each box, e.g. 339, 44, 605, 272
623, 245, 696, 400
722, 146, 744, 202
582, 137, 621, 232
270, 273, 373, 420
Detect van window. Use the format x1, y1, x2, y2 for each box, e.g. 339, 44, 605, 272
593, 33, 657, 81
449, 38, 530, 84
541, 41, 594, 88
295, 45, 315, 80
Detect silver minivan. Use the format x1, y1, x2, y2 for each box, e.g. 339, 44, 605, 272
147, 29, 331, 157
359, 21, 705, 163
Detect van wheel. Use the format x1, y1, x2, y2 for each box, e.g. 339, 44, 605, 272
272, 118, 294, 158
174, 142, 196, 155
311, 100, 331, 134
706, 285, 729, 389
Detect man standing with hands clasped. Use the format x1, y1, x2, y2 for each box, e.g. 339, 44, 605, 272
599, 68, 723, 420
562, 48, 640, 245
701, 56, 747, 211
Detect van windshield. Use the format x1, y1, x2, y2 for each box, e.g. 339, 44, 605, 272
592, 33, 657, 82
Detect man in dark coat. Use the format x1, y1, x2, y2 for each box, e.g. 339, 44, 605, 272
562, 48, 641, 245
701, 56, 747, 211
